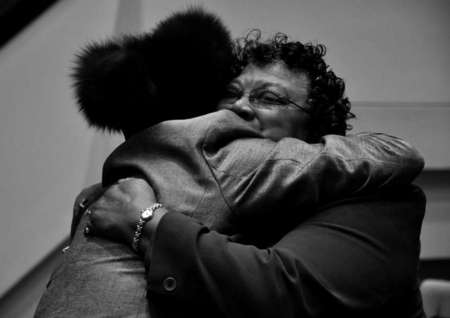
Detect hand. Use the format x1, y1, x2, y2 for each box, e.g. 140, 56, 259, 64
85, 178, 157, 246
72, 183, 105, 238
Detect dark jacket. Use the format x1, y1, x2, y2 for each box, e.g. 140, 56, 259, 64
147, 186, 426, 317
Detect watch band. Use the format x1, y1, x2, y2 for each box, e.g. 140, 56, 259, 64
132, 203, 163, 252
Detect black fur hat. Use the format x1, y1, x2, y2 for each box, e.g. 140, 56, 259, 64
72, 7, 235, 135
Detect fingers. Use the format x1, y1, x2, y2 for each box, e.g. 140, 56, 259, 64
80, 208, 90, 236
82, 207, 112, 239
79, 179, 151, 244
78, 198, 88, 210
71, 198, 88, 239
74, 183, 106, 214
71, 198, 94, 238
83, 207, 104, 239
73, 183, 104, 214
82, 202, 138, 247
84, 224, 92, 236
72, 183, 106, 238
73, 196, 87, 217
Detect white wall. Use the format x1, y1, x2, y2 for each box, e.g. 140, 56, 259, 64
0, 0, 449, 302
0, 0, 122, 297
352, 102, 450, 169
416, 171, 450, 259
138, 0, 450, 103
351, 104, 450, 258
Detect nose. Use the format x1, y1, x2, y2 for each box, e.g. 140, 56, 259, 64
221, 97, 255, 121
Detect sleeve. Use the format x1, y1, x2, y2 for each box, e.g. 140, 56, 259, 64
145, 212, 334, 317
206, 132, 424, 223
144, 186, 426, 317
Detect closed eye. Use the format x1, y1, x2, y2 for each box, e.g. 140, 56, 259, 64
255, 91, 289, 105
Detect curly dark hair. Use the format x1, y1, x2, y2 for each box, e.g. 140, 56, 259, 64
232, 30, 355, 141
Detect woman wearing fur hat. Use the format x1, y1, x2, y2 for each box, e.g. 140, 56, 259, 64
35, 8, 425, 318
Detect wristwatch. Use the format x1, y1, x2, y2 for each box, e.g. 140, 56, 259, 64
132, 203, 163, 252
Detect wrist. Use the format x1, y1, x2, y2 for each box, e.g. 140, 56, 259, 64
131, 203, 164, 253
135, 206, 168, 255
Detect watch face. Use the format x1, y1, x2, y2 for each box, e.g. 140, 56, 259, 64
142, 209, 153, 220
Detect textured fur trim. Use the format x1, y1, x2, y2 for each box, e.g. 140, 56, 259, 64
72, 7, 234, 134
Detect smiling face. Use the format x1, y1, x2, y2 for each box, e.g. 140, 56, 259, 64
217, 62, 312, 141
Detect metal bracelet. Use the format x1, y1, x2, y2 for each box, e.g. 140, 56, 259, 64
132, 203, 163, 252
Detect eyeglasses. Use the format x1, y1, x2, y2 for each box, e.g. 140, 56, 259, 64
221, 89, 312, 115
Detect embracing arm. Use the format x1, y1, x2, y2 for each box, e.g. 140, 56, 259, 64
86, 178, 425, 317
209, 132, 424, 221
141, 186, 426, 317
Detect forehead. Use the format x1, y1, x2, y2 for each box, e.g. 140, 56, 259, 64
234, 62, 309, 93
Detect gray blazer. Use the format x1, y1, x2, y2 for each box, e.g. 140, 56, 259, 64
103, 109, 423, 239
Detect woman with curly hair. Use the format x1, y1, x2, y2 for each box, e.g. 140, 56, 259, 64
229, 30, 354, 142
36, 10, 425, 318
